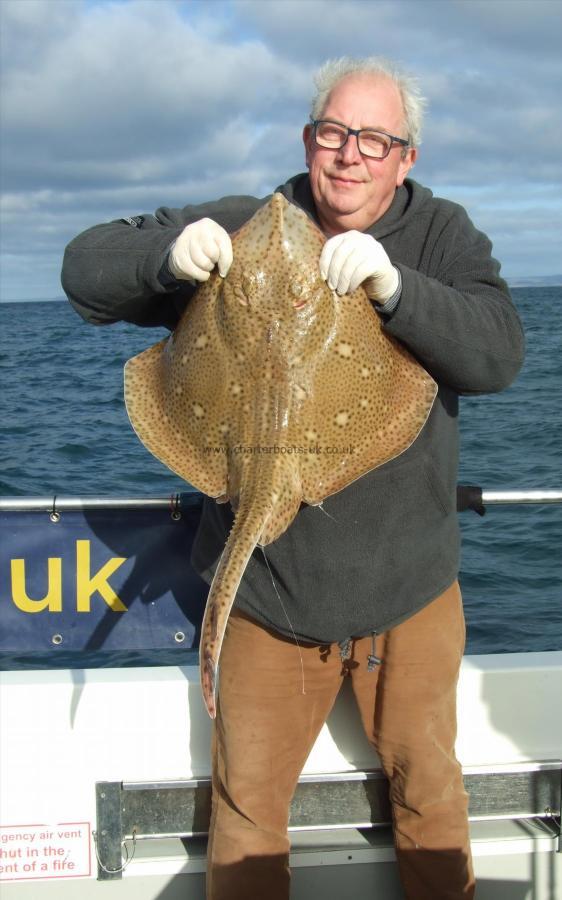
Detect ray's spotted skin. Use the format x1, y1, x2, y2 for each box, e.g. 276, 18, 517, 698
124, 194, 437, 718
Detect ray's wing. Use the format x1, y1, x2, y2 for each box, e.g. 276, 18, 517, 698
292, 290, 437, 505
124, 274, 231, 498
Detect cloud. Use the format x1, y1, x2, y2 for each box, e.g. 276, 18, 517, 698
1, 0, 561, 299
1, 1, 307, 180
235, 0, 562, 186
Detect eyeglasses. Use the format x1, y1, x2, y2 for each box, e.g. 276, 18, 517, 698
310, 118, 409, 159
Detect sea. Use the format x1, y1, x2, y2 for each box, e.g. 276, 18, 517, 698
1, 289, 561, 663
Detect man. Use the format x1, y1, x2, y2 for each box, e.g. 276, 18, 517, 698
62, 57, 524, 899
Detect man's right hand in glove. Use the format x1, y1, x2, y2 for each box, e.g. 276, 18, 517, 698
168, 218, 233, 282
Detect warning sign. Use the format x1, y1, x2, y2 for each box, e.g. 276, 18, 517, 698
0, 822, 91, 881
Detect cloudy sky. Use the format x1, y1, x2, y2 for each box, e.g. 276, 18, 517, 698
1, 0, 561, 301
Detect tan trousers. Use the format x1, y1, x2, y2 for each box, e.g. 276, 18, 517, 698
206, 582, 475, 900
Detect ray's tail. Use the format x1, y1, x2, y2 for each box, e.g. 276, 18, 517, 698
199, 491, 272, 719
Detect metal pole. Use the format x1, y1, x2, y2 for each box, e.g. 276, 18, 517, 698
0, 490, 561, 512
481, 490, 562, 505
0, 496, 195, 511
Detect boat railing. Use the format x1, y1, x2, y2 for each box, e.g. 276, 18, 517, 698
94, 761, 562, 879
1, 486, 561, 512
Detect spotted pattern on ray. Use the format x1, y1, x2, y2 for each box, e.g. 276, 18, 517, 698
124, 193, 437, 718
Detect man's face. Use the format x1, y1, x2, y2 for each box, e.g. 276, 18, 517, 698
303, 74, 417, 236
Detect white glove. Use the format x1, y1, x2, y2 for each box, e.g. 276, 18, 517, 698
319, 231, 399, 304
168, 218, 233, 281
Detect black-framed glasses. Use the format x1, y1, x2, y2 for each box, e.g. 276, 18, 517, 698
310, 118, 409, 159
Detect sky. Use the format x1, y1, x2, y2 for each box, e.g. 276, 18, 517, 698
1, 0, 561, 301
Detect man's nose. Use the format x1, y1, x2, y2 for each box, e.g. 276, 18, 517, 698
337, 133, 362, 164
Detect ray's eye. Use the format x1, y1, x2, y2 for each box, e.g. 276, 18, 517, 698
223, 276, 249, 307
291, 280, 307, 309
226, 270, 264, 307
233, 284, 248, 307
242, 272, 254, 295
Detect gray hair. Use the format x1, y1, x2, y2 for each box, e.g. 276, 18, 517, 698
310, 56, 427, 149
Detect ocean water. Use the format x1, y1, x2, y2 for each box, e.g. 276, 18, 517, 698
1, 289, 561, 659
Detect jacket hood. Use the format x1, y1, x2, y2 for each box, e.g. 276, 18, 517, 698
276, 173, 434, 239
276, 172, 433, 240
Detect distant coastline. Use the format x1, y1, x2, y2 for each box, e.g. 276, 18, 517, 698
506, 275, 562, 288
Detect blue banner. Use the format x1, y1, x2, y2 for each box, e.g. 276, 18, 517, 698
0, 495, 209, 658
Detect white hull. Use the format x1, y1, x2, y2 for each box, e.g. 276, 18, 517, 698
1, 651, 561, 898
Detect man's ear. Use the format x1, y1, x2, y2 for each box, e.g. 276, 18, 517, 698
302, 124, 313, 168
397, 146, 417, 186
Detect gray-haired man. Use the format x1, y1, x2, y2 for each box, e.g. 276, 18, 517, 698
62, 57, 524, 899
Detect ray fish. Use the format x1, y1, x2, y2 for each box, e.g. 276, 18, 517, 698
124, 193, 437, 718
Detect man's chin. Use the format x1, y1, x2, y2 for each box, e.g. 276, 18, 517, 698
324, 197, 363, 220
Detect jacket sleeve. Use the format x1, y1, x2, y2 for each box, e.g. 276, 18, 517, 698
384, 204, 525, 395
60, 196, 264, 329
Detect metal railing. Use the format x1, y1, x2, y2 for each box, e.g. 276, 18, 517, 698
1, 487, 561, 512
478, 490, 562, 505
94, 761, 562, 878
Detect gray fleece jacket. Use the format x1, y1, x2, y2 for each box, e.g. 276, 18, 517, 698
61, 174, 525, 643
